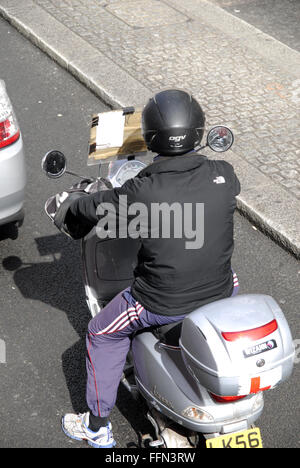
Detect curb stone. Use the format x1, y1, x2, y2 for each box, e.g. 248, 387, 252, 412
0, 0, 150, 108
0, 0, 299, 259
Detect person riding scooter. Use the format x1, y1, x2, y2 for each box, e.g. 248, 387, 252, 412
60, 89, 241, 448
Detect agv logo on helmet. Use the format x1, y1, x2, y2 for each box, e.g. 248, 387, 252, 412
169, 135, 187, 143
169, 134, 187, 148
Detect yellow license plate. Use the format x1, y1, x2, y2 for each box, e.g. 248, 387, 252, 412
206, 427, 263, 449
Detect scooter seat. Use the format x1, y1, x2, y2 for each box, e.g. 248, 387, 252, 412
152, 321, 183, 348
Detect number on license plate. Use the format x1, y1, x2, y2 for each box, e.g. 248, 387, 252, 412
206, 427, 263, 449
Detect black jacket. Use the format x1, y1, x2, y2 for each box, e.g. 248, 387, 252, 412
66, 154, 240, 316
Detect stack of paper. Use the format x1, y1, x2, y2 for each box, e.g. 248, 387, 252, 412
96, 111, 125, 149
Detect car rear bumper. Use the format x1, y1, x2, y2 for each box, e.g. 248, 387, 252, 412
0, 136, 26, 225
0, 206, 24, 226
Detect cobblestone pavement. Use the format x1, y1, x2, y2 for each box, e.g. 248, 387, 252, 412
1, 0, 299, 255
209, 0, 300, 52
32, 0, 300, 200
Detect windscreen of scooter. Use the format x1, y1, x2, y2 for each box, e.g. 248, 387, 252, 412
107, 159, 147, 188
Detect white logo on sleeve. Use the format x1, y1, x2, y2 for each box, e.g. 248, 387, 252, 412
213, 176, 226, 184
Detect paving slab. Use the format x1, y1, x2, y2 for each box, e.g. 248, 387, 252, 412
209, 0, 300, 53
0, 0, 299, 258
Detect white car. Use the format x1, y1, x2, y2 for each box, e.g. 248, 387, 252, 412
0, 80, 26, 227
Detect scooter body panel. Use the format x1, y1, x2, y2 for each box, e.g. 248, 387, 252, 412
132, 330, 264, 434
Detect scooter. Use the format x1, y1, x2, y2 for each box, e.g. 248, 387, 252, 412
42, 126, 295, 448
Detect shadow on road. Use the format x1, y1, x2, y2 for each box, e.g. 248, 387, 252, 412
0, 222, 19, 241
2, 232, 150, 446
2, 233, 90, 414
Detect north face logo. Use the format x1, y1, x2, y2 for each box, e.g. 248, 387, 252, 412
213, 176, 226, 184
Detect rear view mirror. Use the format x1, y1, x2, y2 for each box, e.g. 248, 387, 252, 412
207, 126, 234, 153
42, 150, 67, 179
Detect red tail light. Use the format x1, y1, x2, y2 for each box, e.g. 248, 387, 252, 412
0, 80, 20, 149
222, 319, 278, 342
0, 118, 20, 149
210, 393, 246, 403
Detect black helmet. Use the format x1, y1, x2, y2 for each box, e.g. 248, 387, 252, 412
142, 89, 206, 156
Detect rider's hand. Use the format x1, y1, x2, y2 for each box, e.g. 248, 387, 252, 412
56, 191, 69, 209
45, 191, 70, 223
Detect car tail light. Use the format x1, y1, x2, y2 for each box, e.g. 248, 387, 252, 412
0, 80, 20, 149
222, 319, 278, 342
210, 393, 247, 403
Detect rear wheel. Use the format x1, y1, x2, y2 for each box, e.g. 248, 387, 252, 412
0, 221, 19, 240
0, 208, 24, 239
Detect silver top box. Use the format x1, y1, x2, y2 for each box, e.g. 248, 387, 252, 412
180, 294, 295, 397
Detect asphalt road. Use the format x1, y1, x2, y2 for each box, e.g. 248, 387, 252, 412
0, 16, 299, 449
210, 0, 300, 52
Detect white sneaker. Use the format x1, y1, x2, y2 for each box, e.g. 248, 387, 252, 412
62, 412, 116, 448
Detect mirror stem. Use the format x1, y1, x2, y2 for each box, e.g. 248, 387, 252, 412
65, 170, 93, 180
195, 144, 208, 153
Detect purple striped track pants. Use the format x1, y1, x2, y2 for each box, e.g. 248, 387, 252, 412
86, 274, 240, 418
